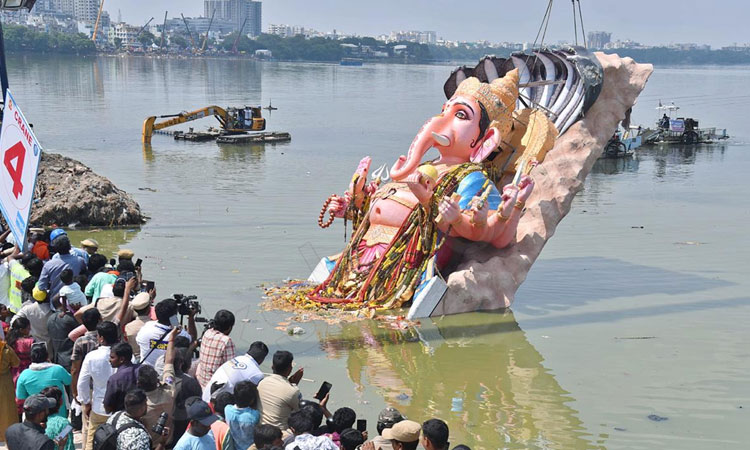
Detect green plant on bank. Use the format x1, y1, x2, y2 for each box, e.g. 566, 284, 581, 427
3, 24, 96, 54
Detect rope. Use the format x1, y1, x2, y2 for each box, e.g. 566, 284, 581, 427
572, 0, 578, 46
577, 0, 587, 48
532, 0, 554, 49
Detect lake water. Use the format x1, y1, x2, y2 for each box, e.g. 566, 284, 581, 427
7, 55, 750, 449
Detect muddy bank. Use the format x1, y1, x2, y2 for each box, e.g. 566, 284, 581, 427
29, 152, 145, 226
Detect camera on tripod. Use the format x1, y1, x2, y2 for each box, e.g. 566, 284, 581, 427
173, 294, 201, 316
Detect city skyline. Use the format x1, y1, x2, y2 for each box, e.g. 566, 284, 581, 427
103, 0, 748, 47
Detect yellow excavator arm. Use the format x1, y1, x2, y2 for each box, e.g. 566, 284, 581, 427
142, 105, 265, 143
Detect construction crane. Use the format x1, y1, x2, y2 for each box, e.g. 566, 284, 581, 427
200, 8, 216, 53
181, 13, 197, 50
142, 105, 266, 143
91, 0, 105, 42
232, 16, 248, 54
159, 11, 168, 50
136, 17, 154, 39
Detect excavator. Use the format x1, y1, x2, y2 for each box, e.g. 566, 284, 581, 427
142, 105, 265, 143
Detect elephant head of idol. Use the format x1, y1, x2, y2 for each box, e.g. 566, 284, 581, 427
390, 69, 520, 181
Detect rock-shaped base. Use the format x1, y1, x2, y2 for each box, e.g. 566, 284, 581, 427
29, 153, 145, 227
434, 53, 653, 315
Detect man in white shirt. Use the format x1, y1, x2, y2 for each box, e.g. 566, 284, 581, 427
12, 295, 53, 345
78, 321, 118, 450
136, 298, 194, 366
202, 341, 268, 402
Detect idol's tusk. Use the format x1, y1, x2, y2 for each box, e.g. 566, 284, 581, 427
431, 132, 450, 147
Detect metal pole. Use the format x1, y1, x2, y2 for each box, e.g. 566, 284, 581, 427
0, 18, 10, 102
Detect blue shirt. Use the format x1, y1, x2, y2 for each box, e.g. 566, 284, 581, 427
174, 429, 216, 450
224, 404, 261, 449
38, 253, 86, 298
53, 247, 89, 265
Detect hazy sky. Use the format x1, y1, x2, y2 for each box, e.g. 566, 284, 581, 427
104, 0, 748, 47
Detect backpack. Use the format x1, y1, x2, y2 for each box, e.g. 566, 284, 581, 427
93, 412, 145, 450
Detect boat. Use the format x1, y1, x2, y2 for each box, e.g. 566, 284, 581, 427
642, 102, 729, 145
340, 58, 363, 66
601, 126, 645, 158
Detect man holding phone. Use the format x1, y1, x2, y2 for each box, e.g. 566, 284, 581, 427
257, 350, 305, 429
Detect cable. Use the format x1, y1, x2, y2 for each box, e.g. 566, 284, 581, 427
570, 0, 578, 45
577, 0, 587, 48
532, 0, 554, 49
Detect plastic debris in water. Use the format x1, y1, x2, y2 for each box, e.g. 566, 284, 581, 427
647, 414, 668, 422
287, 326, 305, 335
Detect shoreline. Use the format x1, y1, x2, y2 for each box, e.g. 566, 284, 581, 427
8, 50, 750, 67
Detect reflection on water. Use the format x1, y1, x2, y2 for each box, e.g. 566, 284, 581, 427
592, 157, 639, 175
64, 228, 140, 261
322, 312, 596, 449
641, 144, 728, 179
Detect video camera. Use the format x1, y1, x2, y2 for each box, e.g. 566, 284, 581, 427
173, 293, 201, 316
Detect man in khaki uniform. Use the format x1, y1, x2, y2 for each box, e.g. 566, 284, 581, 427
257, 350, 304, 429
137, 327, 180, 448
125, 292, 153, 360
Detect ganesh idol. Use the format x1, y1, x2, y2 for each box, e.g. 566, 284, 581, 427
299, 67, 551, 312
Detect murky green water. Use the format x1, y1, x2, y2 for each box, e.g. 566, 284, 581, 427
8, 55, 750, 449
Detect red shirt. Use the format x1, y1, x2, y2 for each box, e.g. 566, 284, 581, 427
31, 241, 49, 261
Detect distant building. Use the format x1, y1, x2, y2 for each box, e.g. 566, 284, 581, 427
587, 31, 611, 49
267, 23, 310, 38
203, 0, 261, 35
73, 0, 98, 22
109, 22, 141, 47
386, 30, 437, 45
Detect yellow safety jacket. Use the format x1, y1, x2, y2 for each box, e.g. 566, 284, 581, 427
8, 261, 29, 313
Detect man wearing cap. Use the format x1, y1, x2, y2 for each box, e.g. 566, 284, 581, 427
80, 239, 99, 257
5, 394, 67, 450
381, 420, 421, 450
49, 229, 89, 264
125, 291, 154, 360
365, 407, 405, 450
173, 397, 219, 450
118, 249, 135, 262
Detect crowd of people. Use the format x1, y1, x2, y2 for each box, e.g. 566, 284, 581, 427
0, 228, 471, 450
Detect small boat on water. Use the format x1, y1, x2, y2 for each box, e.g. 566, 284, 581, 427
641, 102, 729, 145
601, 126, 644, 158
340, 58, 364, 66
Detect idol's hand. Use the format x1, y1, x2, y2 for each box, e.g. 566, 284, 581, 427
438, 195, 462, 225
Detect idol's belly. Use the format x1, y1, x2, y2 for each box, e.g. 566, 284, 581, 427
368, 194, 416, 228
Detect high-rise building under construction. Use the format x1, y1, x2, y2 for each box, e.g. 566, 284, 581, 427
204, 0, 262, 36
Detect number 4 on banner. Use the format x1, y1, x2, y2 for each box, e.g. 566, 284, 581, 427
4, 141, 25, 199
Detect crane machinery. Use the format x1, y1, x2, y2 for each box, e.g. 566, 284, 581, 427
92, 0, 105, 43
200, 9, 216, 53
160, 11, 168, 50
181, 13, 197, 50
232, 16, 248, 54
142, 105, 266, 143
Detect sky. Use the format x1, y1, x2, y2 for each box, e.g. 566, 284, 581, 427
103, 0, 749, 48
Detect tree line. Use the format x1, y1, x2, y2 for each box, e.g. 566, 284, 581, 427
3, 24, 96, 55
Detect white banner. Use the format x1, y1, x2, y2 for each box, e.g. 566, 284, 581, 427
0, 90, 43, 250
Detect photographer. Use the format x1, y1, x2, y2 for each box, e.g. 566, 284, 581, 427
195, 310, 236, 388
136, 298, 196, 367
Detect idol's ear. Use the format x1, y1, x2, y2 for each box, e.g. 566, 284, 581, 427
470, 127, 501, 163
